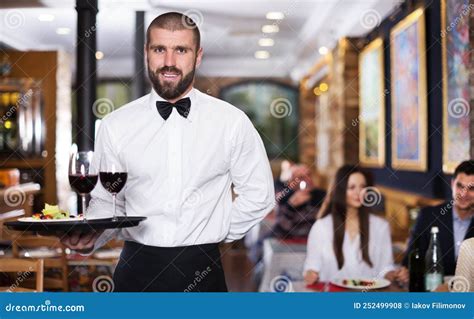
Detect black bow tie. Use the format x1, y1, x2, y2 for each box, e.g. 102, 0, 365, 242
156, 97, 191, 120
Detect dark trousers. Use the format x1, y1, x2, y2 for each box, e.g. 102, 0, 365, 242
113, 241, 228, 292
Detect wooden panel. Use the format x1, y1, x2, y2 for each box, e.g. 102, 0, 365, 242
4, 51, 59, 205
378, 185, 444, 243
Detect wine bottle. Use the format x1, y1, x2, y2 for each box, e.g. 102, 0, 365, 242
424, 226, 444, 291
408, 237, 425, 292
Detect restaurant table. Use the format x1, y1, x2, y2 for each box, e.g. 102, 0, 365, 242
292, 281, 408, 292
259, 238, 307, 292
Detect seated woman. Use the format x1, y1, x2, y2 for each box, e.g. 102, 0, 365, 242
436, 237, 474, 292
455, 238, 474, 292
304, 165, 396, 284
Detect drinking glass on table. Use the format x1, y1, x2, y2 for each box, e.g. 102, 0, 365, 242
68, 151, 98, 221
99, 154, 128, 221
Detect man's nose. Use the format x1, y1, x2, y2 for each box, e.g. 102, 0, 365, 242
164, 51, 176, 66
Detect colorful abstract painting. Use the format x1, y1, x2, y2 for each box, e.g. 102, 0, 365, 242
390, 9, 427, 171
442, 0, 471, 173
359, 38, 386, 167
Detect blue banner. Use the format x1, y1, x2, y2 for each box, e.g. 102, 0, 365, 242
0, 293, 472, 319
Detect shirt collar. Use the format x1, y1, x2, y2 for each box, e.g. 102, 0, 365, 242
452, 206, 472, 223
148, 87, 198, 122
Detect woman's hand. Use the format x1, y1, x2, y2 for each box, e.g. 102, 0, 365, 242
304, 270, 319, 285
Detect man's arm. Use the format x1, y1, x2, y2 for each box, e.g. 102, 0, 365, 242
224, 115, 275, 242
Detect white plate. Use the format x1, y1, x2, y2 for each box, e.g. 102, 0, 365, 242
18, 216, 109, 223
331, 278, 391, 290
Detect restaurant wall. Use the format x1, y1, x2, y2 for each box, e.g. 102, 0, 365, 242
471, 0, 474, 159
361, 0, 453, 199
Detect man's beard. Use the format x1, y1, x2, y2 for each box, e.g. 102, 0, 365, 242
148, 62, 196, 100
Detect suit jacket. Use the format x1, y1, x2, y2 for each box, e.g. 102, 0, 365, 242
403, 203, 474, 275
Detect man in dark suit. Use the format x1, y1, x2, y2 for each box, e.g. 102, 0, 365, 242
397, 160, 474, 281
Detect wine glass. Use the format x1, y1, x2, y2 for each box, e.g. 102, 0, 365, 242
99, 154, 128, 221
69, 151, 98, 221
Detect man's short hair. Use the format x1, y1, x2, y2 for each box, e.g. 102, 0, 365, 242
453, 160, 474, 179
146, 12, 201, 50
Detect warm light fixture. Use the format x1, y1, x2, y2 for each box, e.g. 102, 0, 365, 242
95, 51, 104, 60
56, 27, 71, 35
255, 50, 270, 59
319, 82, 329, 92
262, 24, 279, 34
319, 46, 328, 55
38, 14, 55, 22
258, 38, 275, 47
266, 12, 285, 20
313, 87, 321, 96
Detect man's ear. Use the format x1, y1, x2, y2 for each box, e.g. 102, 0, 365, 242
195, 47, 203, 68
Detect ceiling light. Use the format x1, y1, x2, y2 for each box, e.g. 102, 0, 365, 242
262, 25, 279, 34
95, 51, 104, 60
319, 82, 329, 92
56, 27, 71, 35
255, 50, 270, 59
266, 12, 285, 20
258, 38, 274, 47
319, 46, 328, 55
38, 14, 55, 22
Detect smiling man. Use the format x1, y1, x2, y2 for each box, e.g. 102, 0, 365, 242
396, 160, 474, 283
61, 12, 275, 292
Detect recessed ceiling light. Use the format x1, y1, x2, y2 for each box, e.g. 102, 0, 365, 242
262, 24, 279, 34
319, 46, 328, 55
255, 50, 270, 59
38, 14, 55, 22
56, 27, 71, 35
95, 51, 104, 60
258, 38, 275, 47
266, 12, 285, 20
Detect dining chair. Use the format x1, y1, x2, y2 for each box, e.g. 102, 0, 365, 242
0, 258, 44, 292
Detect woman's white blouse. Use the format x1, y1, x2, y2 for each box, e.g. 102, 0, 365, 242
303, 214, 395, 281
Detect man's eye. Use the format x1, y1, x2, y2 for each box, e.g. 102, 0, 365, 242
177, 48, 186, 54
154, 48, 164, 53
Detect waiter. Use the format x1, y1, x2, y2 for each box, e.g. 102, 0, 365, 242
61, 12, 275, 292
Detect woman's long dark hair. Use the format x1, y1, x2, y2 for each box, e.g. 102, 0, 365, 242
319, 165, 374, 269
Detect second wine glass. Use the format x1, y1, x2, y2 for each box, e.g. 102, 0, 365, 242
99, 154, 128, 221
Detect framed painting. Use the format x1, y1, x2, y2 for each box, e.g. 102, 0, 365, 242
390, 8, 427, 171
442, 0, 471, 173
359, 37, 386, 167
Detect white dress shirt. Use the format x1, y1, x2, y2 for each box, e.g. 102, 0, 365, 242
89, 88, 275, 248
303, 214, 395, 281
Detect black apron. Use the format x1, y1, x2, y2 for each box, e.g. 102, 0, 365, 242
113, 241, 228, 292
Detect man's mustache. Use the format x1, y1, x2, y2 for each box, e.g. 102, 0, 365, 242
157, 66, 182, 75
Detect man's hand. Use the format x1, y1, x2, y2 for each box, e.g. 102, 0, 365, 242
288, 190, 311, 207
61, 230, 104, 254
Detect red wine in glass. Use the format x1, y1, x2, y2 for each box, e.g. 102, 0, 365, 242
99, 172, 127, 194
69, 151, 98, 221
69, 174, 99, 194
99, 155, 128, 221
